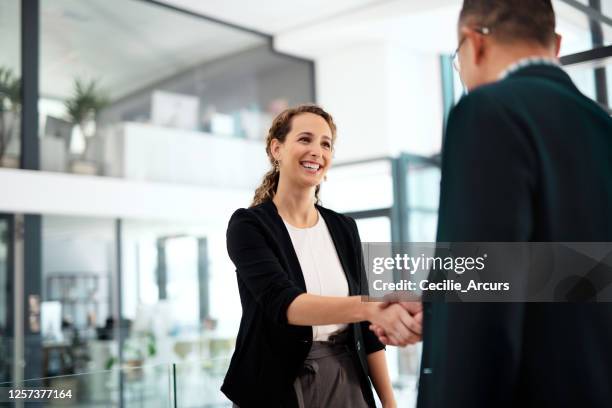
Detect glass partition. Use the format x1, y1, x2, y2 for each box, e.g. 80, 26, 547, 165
174, 358, 232, 407
39, 0, 314, 181
41, 216, 118, 380
0, 217, 11, 384
407, 161, 440, 242
324, 160, 394, 213
551, 1, 611, 110
120, 218, 239, 380
554, 0, 611, 54
6, 210, 244, 405
0, 0, 21, 169
0, 362, 174, 407
564, 58, 612, 112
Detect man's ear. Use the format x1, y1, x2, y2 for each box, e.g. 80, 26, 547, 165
554, 33, 562, 57
467, 31, 486, 65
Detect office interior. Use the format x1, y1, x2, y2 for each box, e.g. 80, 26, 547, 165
0, 0, 610, 406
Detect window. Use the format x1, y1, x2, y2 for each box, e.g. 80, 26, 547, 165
39, 0, 314, 181
0, 0, 21, 169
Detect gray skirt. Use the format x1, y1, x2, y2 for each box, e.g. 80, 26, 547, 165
235, 331, 370, 408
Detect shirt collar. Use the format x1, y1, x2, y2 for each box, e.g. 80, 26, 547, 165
498, 56, 562, 80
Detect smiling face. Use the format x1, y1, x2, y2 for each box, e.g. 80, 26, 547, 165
271, 112, 334, 191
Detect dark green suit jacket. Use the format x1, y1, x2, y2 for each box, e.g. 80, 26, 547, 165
418, 65, 612, 408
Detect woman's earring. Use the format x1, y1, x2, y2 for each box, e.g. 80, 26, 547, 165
274, 160, 280, 172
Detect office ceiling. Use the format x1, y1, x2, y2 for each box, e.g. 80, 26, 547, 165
274, 1, 462, 58
161, 0, 464, 57
161, 0, 611, 58
1, 0, 609, 102
40, 0, 265, 100
159, 0, 394, 34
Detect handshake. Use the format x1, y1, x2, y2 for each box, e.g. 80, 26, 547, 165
366, 301, 423, 347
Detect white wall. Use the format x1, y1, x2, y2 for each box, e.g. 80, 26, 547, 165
386, 45, 443, 156
315, 41, 444, 162
316, 42, 391, 161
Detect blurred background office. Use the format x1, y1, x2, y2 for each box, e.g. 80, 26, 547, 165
0, 0, 610, 406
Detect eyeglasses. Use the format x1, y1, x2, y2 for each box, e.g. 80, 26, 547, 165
452, 26, 491, 72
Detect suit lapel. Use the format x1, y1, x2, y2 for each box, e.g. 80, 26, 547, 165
262, 200, 307, 291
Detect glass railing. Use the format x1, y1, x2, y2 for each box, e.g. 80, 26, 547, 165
174, 357, 232, 408
0, 355, 423, 407
0, 358, 232, 407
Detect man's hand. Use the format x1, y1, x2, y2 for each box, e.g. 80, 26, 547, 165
369, 302, 423, 346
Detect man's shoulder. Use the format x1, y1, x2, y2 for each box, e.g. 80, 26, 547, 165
457, 70, 611, 127
449, 83, 511, 125
459, 66, 598, 112
445, 80, 537, 149
452, 73, 580, 127
458, 76, 543, 107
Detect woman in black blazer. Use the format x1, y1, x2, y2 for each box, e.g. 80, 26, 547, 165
222, 105, 422, 407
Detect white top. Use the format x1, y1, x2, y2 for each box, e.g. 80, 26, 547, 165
283, 212, 349, 341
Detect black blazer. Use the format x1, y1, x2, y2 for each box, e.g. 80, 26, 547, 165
418, 65, 612, 408
222, 200, 384, 408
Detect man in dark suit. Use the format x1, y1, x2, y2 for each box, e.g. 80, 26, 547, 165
413, 0, 612, 407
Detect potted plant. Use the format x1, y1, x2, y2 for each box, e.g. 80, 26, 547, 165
64, 78, 109, 174
0, 67, 21, 168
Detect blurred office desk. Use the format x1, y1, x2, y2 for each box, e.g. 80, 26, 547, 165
104, 122, 268, 189
43, 340, 72, 377
173, 334, 235, 374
